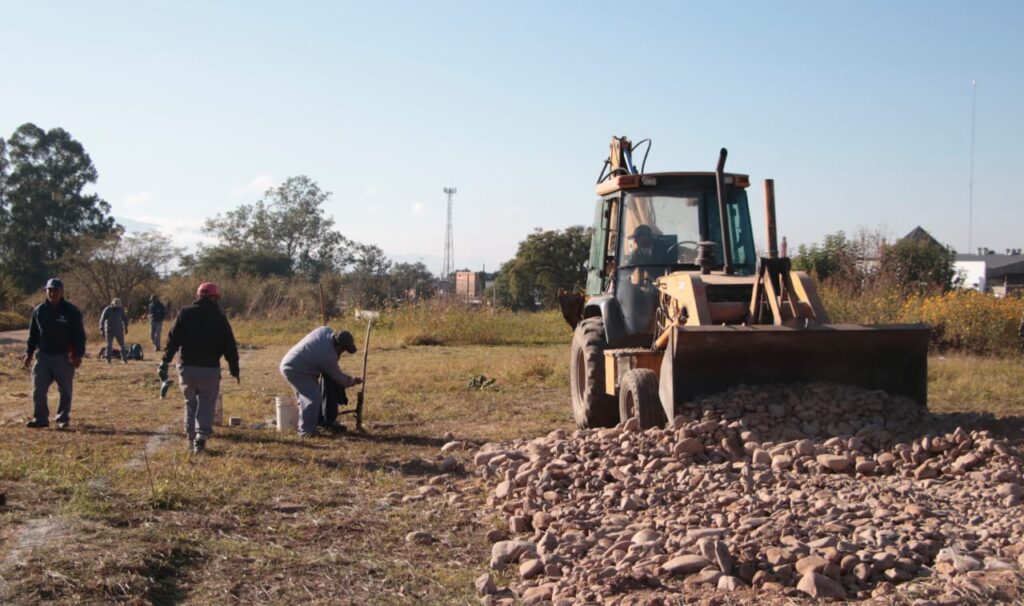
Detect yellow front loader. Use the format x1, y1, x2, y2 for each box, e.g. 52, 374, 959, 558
560, 137, 929, 429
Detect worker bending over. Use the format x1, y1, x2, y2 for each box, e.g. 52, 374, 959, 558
279, 327, 361, 438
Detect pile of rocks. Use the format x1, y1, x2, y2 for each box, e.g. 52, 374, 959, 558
471, 384, 1024, 604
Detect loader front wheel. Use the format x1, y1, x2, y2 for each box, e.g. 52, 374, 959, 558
618, 368, 666, 429
570, 317, 618, 428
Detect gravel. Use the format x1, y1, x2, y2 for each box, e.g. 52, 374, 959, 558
470, 383, 1024, 603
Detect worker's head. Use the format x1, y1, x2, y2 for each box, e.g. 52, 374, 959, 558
44, 278, 64, 305
150, 294, 160, 303
331, 330, 357, 356
630, 224, 654, 250
196, 282, 221, 301
111, 298, 123, 307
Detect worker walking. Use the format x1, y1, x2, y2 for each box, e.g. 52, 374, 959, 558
100, 298, 129, 364
279, 327, 361, 438
159, 283, 240, 454
1018, 314, 1024, 355
149, 294, 167, 351
23, 278, 86, 430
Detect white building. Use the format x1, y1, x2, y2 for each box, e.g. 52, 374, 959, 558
954, 249, 1024, 296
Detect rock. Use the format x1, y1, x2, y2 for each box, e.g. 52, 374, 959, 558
490, 540, 535, 569
795, 555, 830, 576
817, 454, 851, 472
684, 569, 722, 587
486, 528, 508, 543
914, 463, 938, 480
675, 438, 704, 456
714, 540, 733, 575
771, 454, 793, 470
751, 449, 772, 465
494, 481, 512, 499
632, 529, 661, 545
521, 584, 554, 605
405, 531, 434, 545
439, 456, 460, 473
623, 417, 640, 432
796, 571, 846, 599
717, 575, 745, 591
661, 554, 711, 576
475, 573, 496, 596
519, 558, 544, 579
509, 516, 529, 534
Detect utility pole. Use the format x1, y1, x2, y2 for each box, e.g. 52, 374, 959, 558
441, 187, 457, 296
968, 79, 977, 254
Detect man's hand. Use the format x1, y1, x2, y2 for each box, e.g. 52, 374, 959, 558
22, 353, 32, 368
69, 354, 82, 369
352, 377, 363, 386
231, 370, 240, 385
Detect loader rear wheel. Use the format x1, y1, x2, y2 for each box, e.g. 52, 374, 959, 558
618, 368, 666, 429
570, 317, 618, 428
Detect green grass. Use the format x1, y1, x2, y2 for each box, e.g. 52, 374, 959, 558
2, 316, 1024, 604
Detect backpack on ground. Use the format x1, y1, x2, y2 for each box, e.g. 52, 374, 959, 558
127, 343, 144, 360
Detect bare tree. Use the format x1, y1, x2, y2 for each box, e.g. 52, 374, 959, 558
61, 231, 182, 312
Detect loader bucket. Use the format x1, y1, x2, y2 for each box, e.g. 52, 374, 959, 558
659, 323, 930, 412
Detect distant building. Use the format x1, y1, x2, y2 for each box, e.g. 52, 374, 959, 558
955, 248, 1024, 296
454, 270, 485, 303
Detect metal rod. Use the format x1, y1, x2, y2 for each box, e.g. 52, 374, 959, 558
968, 79, 976, 254
318, 282, 327, 326
764, 179, 778, 259
355, 317, 371, 431
714, 148, 734, 274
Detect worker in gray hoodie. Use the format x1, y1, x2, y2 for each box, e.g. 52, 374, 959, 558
99, 298, 129, 364
279, 327, 361, 438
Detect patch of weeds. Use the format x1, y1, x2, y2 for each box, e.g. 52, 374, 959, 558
467, 374, 497, 390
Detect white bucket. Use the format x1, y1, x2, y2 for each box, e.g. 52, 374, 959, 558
276, 396, 298, 432
214, 393, 224, 426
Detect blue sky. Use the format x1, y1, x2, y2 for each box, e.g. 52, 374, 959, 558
2, 1, 1021, 272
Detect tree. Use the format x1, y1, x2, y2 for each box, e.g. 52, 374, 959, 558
201, 175, 353, 279
61, 231, 183, 312
342, 244, 393, 308
880, 239, 959, 292
0, 123, 118, 290
792, 231, 862, 284
494, 226, 590, 311
388, 262, 437, 301
190, 245, 293, 278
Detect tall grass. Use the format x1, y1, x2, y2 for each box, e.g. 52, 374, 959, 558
230, 303, 570, 348
821, 284, 1024, 356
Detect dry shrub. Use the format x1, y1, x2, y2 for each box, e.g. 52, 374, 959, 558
386, 302, 568, 347
822, 284, 1024, 356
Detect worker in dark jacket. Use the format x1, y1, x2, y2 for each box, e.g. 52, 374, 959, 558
279, 327, 361, 438
149, 294, 167, 351
159, 283, 240, 454
23, 278, 86, 430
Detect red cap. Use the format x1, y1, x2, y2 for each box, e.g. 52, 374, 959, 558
196, 282, 221, 300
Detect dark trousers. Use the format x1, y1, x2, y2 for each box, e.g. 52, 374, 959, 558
32, 352, 75, 424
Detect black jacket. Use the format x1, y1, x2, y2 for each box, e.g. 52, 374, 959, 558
149, 300, 167, 322
162, 298, 240, 376
26, 299, 86, 358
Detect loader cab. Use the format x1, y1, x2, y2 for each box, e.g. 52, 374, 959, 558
587, 173, 756, 338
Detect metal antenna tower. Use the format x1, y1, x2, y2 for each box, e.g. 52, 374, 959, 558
441, 187, 457, 282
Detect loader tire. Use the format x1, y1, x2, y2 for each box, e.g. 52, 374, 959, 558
570, 317, 618, 429
618, 368, 666, 429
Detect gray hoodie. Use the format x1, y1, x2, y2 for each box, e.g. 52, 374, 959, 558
279, 326, 355, 387
99, 305, 128, 335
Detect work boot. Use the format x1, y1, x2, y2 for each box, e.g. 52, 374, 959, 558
192, 439, 206, 455
160, 380, 173, 399
25, 419, 48, 429
56, 421, 70, 430
106, 358, 112, 364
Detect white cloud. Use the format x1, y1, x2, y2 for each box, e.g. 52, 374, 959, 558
123, 191, 152, 208
411, 202, 425, 216
233, 175, 276, 197
128, 215, 212, 250
364, 184, 379, 196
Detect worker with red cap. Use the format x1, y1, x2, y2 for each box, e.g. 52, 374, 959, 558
159, 282, 240, 454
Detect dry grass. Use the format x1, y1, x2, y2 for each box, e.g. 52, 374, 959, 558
0, 319, 571, 605
1, 317, 1024, 604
